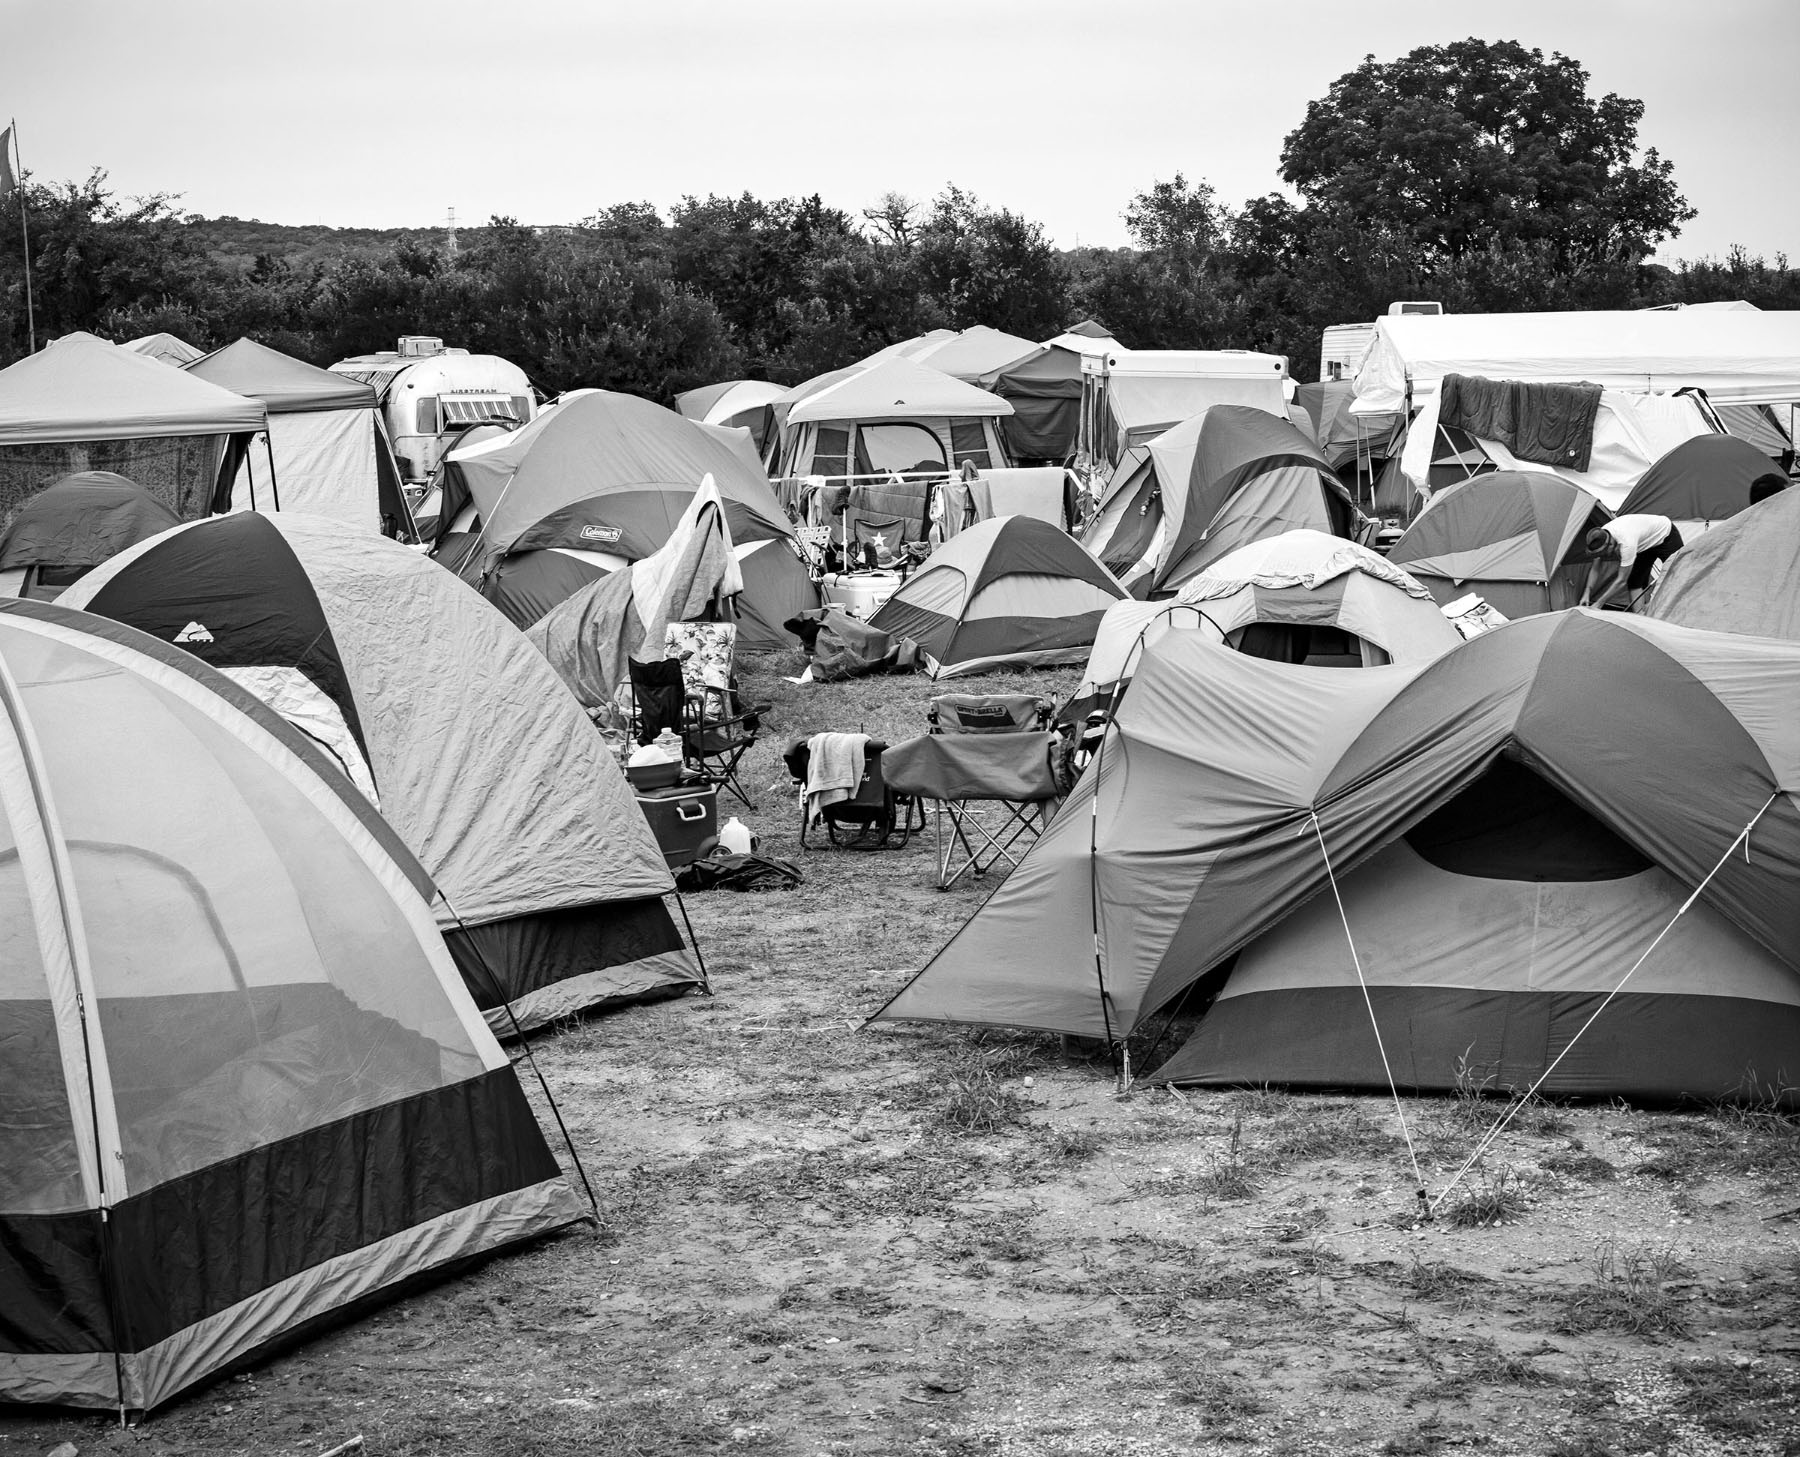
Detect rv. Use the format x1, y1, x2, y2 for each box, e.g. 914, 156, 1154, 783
1320, 302, 1443, 382
330, 337, 536, 486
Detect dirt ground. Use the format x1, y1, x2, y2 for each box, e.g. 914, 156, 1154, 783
5, 651, 1799, 1457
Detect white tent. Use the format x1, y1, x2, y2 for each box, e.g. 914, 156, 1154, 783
1353, 309, 1800, 413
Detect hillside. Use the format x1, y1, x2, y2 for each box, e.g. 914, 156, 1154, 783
179, 215, 455, 269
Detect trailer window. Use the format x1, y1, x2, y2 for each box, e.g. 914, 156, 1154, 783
415, 398, 440, 434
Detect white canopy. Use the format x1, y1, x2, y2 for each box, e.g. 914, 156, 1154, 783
786, 355, 1013, 424
0, 333, 266, 443
1353, 310, 1800, 413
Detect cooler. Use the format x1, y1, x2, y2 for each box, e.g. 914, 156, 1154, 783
819, 570, 903, 620
636, 782, 720, 868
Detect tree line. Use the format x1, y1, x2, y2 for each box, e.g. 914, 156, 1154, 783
2, 39, 1795, 402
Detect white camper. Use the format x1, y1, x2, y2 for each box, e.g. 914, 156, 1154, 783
1077, 348, 1289, 472
330, 337, 536, 486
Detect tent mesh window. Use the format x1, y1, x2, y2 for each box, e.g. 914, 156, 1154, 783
1404, 757, 1652, 883
811, 425, 850, 482
949, 420, 993, 471
0, 436, 224, 526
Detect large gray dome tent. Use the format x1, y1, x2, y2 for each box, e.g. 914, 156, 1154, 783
62, 511, 701, 1036
0, 598, 582, 1411
0, 471, 178, 600
1617, 432, 1784, 533
1640, 485, 1800, 640
872, 612, 1800, 1104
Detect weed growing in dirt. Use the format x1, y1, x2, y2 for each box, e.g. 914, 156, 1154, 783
1163, 1364, 1268, 1429
1394, 1256, 1495, 1308
1262, 1100, 1404, 1165
1669, 1357, 1796, 1438
1554, 1239, 1692, 1339
1439, 1162, 1527, 1227
1196, 1115, 1261, 1200
1044, 1126, 1103, 1162
937, 1066, 1029, 1134
1541, 1149, 1617, 1183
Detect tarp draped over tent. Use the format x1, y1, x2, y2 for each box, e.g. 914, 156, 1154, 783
64, 512, 700, 1034
1152, 405, 1356, 594
1062, 529, 1460, 723
1388, 471, 1611, 618
185, 338, 410, 534
867, 514, 1126, 678
0, 598, 582, 1410
872, 611, 1800, 1105
1640, 487, 1800, 639
528, 477, 743, 711
0, 333, 265, 525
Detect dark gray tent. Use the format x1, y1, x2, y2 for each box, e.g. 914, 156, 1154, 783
0, 472, 178, 598
873, 611, 1800, 1103
1618, 433, 1783, 529
1640, 486, 1800, 639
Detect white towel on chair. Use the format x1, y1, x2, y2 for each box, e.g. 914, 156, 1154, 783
804, 731, 868, 825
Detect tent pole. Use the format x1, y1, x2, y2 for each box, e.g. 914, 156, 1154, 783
11, 121, 34, 353
265, 432, 281, 511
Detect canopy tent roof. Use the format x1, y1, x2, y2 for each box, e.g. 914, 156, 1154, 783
444, 389, 793, 571
906, 326, 1042, 381
0, 471, 179, 569
786, 355, 1013, 424
64, 511, 695, 1034
1641, 486, 1800, 640
1353, 309, 1800, 413
0, 332, 266, 443
1063, 529, 1459, 722
0, 596, 580, 1409
1618, 432, 1784, 523
119, 332, 203, 367
1046, 319, 1120, 354
674, 378, 789, 425
872, 611, 1800, 1053
868, 513, 1125, 677
185, 337, 378, 413
1153, 405, 1353, 592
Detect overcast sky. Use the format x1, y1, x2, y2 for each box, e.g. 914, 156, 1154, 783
3, 0, 1796, 264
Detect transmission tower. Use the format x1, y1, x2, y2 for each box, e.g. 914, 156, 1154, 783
445, 207, 458, 258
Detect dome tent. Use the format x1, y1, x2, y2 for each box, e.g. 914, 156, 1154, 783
0, 598, 582, 1411
1151, 405, 1357, 595
1061, 529, 1460, 724
63, 512, 701, 1036
1078, 443, 1165, 597
868, 515, 1127, 678
1617, 432, 1784, 531
1640, 486, 1800, 640
439, 390, 809, 638
0, 471, 179, 600
872, 612, 1800, 1105
1388, 470, 1611, 618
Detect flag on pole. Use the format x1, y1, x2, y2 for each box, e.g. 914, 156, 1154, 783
0, 125, 15, 200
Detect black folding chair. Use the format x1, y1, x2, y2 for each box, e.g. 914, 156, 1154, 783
783, 736, 920, 850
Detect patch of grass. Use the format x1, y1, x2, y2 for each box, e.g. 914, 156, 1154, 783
1195, 1116, 1261, 1201
1163, 1364, 1268, 1427
936, 1210, 1036, 1269
1394, 1257, 1495, 1307
1262, 1101, 1404, 1165
1043, 1125, 1103, 1162
937, 1066, 1030, 1134
1669, 1357, 1796, 1438
1383, 1412, 1448, 1455
1553, 1239, 1692, 1339
1541, 1149, 1617, 1183
1439, 1162, 1528, 1228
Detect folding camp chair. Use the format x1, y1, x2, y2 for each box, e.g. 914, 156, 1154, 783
664, 621, 769, 809
882, 694, 1063, 890
782, 735, 921, 850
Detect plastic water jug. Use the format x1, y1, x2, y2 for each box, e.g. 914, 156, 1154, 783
718, 815, 758, 856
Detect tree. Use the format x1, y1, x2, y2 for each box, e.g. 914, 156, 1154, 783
1280, 39, 1693, 271
911, 185, 1069, 338
1124, 173, 1225, 258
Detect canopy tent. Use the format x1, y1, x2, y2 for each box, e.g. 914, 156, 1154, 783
0, 333, 266, 525
978, 344, 1087, 463
776, 356, 1014, 484
1617, 432, 1786, 530
186, 338, 411, 535
64, 512, 700, 1035
867, 514, 1127, 677
0, 598, 581, 1410
1388, 471, 1610, 618
119, 332, 203, 367
1640, 486, 1800, 640
1061, 529, 1460, 723
1045, 319, 1120, 354
871, 612, 1800, 1108
0, 472, 179, 600
1152, 405, 1356, 594
674, 379, 788, 454
1353, 309, 1800, 413
440, 389, 796, 605
906, 326, 1042, 382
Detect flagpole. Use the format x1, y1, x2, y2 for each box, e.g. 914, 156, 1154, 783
12, 120, 34, 353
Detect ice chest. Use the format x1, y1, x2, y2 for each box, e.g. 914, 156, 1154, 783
636, 782, 719, 868
819, 570, 903, 620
